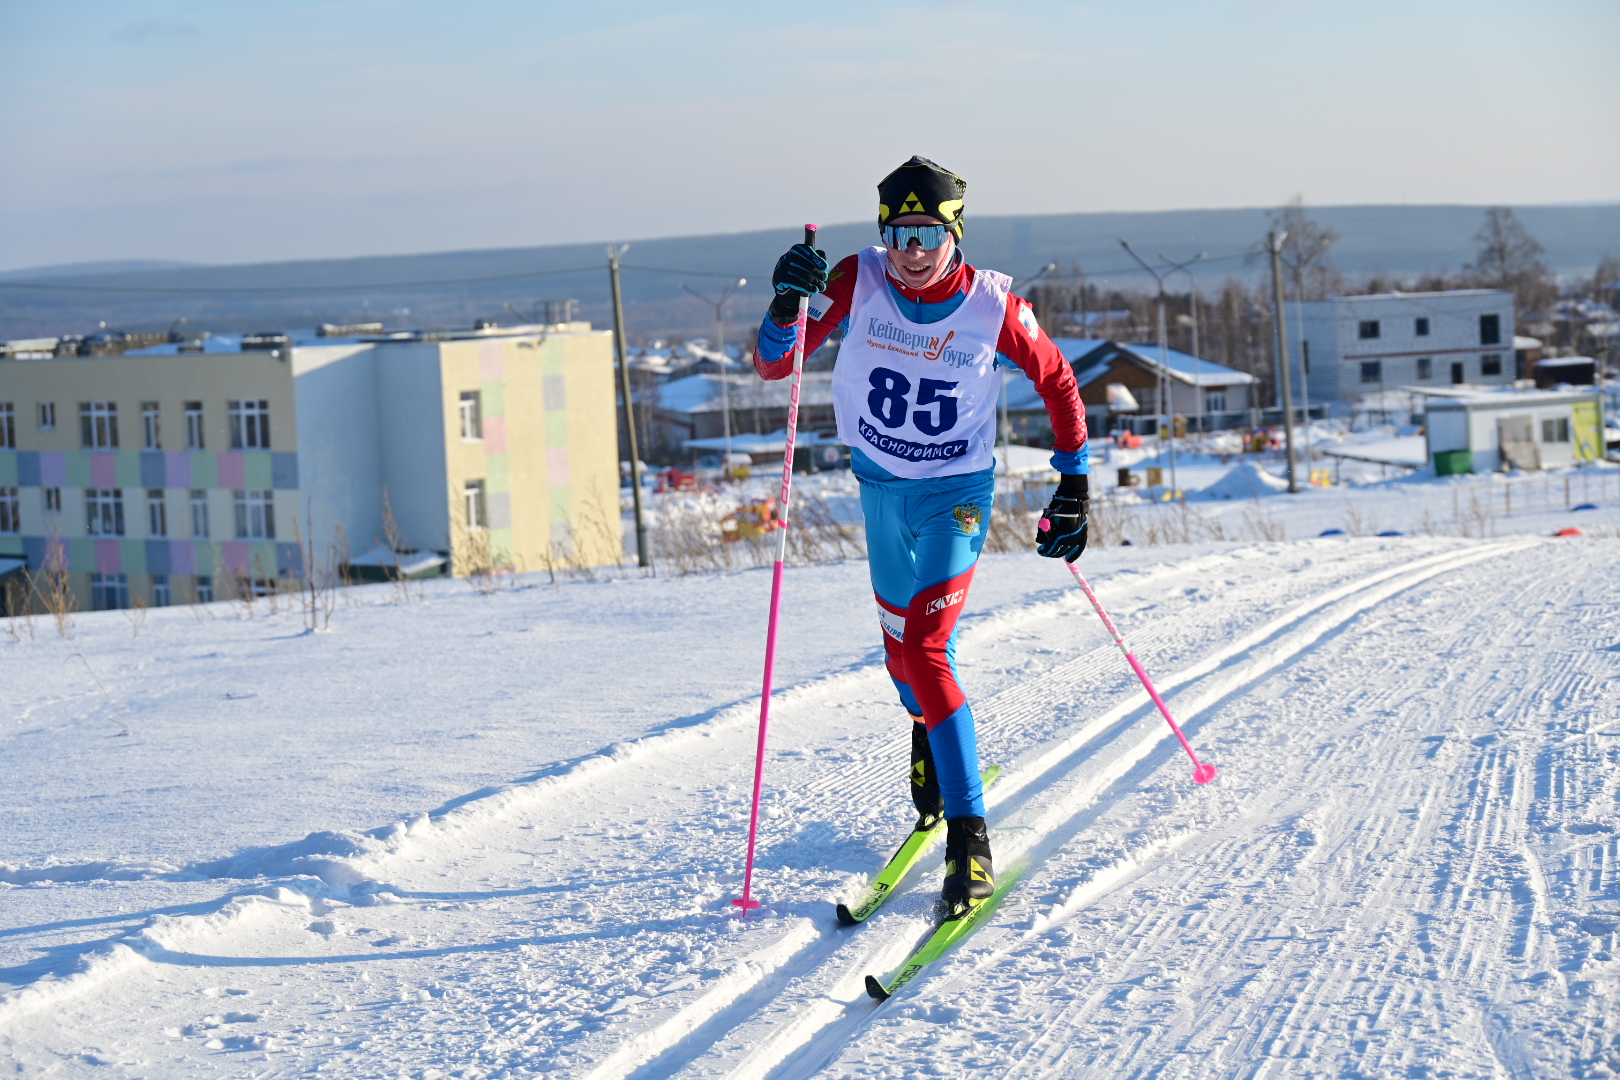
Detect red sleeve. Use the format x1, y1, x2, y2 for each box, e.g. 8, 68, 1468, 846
752, 254, 860, 381
997, 294, 1087, 454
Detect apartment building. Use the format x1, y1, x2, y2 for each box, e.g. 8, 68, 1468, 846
1296, 290, 1516, 404
0, 323, 619, 611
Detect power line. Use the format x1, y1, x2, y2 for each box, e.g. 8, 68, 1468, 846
0, 264, 606, 294
0, 248, 1261, 297
0, 262, 756, 296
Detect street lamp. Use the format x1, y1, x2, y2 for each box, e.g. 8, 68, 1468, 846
1119, 239, 1178, 498
1159, 251, 1207, 433
682, 278, 747, 479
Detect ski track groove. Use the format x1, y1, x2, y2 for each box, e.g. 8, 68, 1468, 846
15, 536, 1618, 1080
599, 540, 1537, 1080
868, 536, 1615, 1080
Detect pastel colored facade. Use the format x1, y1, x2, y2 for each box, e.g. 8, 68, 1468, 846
1296, 290, 1516, 404
0, 326, 619, 611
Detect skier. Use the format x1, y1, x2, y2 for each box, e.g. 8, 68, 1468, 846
753, 156, 1091, 913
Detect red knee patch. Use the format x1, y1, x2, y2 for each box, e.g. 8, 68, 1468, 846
904, 567, 976, 726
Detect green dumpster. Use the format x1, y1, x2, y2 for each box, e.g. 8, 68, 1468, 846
1433, 449, 1473, 476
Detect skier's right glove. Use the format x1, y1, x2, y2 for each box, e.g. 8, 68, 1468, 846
768, 243, 829, 323
1036, 473, 1089, 561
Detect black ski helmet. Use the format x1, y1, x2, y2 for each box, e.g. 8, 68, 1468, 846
878, 156, 966, 240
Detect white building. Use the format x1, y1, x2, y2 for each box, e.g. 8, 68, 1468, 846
1297, 290, 1516, 404
1425, 388, 1604, 474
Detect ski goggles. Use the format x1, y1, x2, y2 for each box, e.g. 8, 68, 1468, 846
881, 223, 953, 251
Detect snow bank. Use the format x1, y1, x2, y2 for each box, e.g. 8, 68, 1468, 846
1197, 459, 1291, 499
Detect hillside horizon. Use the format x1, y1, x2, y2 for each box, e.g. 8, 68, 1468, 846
3, 202, 1615, 344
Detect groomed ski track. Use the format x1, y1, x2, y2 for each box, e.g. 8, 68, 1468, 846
3, 535, 1618, 1079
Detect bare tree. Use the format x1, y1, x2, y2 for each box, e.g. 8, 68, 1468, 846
1470, 207, 1554, 320
1266, 196, 1344, 300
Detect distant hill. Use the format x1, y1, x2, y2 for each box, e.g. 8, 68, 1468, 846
0, 259, 203, 281
1, 204, 1614, 343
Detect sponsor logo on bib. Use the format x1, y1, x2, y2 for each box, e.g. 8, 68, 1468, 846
865, 318, 979, 369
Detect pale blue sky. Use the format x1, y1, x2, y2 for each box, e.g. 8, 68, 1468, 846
1, 1, 1614, 271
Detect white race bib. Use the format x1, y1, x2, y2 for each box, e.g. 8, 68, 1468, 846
832, 247, 1009, 479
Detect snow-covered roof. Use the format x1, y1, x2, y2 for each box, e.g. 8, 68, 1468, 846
682, 431, 790, 453
1425, 387, 1601, 409
1120, 343, 1256, 386
655, 372, 834, 414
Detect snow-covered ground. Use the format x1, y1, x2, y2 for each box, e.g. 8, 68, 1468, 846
4, 471, 1620, 1079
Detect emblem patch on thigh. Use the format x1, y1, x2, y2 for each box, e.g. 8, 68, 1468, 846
952, 503, 982, 535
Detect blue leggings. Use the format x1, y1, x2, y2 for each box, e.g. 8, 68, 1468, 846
861, 475, 995, 818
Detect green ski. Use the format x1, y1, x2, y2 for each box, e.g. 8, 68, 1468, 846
863, 860, 1024, 1001
836, 766, 1001, 926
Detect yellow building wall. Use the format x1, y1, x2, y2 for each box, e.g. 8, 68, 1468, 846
435, 330, 619, 576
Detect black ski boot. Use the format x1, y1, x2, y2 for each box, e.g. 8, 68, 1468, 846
942, 816, 994, 913
910, 719, 945, 830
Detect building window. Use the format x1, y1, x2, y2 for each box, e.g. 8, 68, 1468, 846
1416, 357, 1433, 380
87, 488, 126, 536
234, 489, 275, 539
1415, 317, 1430, 337
196, 575, 214, 603
0, 403, 12, 449
0, 487, 18, 533
1542, 417, 1571, 443
90, 572, 129, 611
1358, 320, 1380, 340
459, 391, 483, 441
464, 479, 487, 530
1360, 361, 1382, 384
1205, 391, 1227, 413
1480, 354, 1503, 377
44, 487, 62, 513
147, 489, 167, 536
185, 402, 205, 449
1451, 362, 1465, 385
1480, 313, 1502, 346
141, 402, 161, 450
152, 574, 171, 607
229, 399, 271, 449
38, 402, 56, 430
80, 401, 119, 449
190, 489, 210, 538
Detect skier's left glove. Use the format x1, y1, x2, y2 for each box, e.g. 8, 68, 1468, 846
1036, 473, 1089, 561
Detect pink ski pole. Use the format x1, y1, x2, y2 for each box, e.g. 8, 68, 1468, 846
734, 225, 817, 915
1064, 559, 1217, 785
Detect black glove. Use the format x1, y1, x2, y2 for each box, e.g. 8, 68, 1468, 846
1036, 473, 1089, 561
767, 243, 829, 323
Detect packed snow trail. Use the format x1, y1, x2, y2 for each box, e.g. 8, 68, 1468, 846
2, 535, 1618, 1080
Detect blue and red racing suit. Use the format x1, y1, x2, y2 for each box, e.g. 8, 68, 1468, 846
755, 249, 1088, 818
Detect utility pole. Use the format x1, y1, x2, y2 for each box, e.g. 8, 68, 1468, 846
1159, 252, 1207, 431
1268, 231, 1299, 493
608, 244, 649, 567
681, 279, 746, 480
1119, 240, 1177, 498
